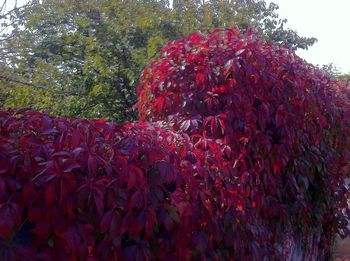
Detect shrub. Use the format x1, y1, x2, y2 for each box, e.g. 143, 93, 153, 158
0, 27, 350, 260
0, 109, 209, 260
137, 28, 350, 259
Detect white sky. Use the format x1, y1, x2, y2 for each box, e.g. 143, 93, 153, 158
267, 0, 350, 73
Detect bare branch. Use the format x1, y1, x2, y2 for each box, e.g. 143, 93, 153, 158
0, 0, 7, 14
0, 0, 33, 20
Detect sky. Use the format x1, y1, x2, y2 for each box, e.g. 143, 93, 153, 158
267, 0, 350, 73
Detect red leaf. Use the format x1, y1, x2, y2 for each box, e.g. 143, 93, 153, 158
154, 97, 165, 112
127, 165, 144, 190
88, 155, 97, 177
157, 161, 176, 182
275, 105, 285, 128
195, 73, 205, 85
34, 220, 51, 238
61, 160, 80, 172
100, 211, 113, 233
129, 191, 143, 210
0, 203, 22, 239
77, 177, 107, 216
44, 180, 57, 206
145, 209, 156, 236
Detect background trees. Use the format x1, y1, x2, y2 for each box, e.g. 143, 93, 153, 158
0, 0, 317, 121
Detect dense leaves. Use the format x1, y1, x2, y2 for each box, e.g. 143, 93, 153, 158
137, 27, 350, 259
0, 27, 349, 260
0, 109, 201, 260
0, 109, 253, 260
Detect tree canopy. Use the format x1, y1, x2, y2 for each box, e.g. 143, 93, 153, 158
0, 0, 317, 121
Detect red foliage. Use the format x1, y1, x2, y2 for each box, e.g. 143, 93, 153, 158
137, 28, 350, 259
0, 109, 204, 260
0, 28, 350, 260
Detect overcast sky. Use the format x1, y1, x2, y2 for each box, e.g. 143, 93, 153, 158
267, 0, 350, 73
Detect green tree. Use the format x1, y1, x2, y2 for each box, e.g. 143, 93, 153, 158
338, 73, 350, 84
0, 0, 317, 121
172, 0, 317, 50
320, 64, 350, 85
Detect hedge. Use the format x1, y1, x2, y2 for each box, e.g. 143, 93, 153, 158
1, 27, 350, 260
